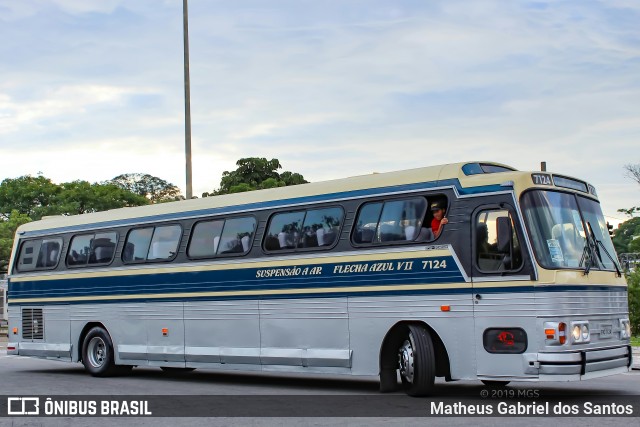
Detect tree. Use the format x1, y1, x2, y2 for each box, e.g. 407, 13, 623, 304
0, 210, 32, 273
624, 163, 640, 186
627, 267, 640, 336
0, 175, 150, 272
618, 163, 640, 217
0, 175, 60, 220
55, 181, 149, 215
208, 158, 308, 196
612, 217, 640, 254
106, 173, 183, 203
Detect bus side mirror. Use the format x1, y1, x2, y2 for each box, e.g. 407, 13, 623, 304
496, 216, 513, 254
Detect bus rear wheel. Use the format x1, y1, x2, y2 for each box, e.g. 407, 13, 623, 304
398, 324, 436, 397
82, 327, 120, 377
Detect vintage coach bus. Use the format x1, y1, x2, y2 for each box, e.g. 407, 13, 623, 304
6, 162, 631, 396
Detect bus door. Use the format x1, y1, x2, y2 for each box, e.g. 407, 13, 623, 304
471, 203, 533, 378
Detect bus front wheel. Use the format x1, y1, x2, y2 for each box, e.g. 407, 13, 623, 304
398, 324, 436, 396
82, 327, 119, 377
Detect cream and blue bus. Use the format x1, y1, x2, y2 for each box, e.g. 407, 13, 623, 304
6, 161, 632, 396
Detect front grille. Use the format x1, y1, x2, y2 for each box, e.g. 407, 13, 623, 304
21, 308, 44, 340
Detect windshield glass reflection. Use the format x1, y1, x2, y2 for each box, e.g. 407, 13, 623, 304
521, 190, 618, 271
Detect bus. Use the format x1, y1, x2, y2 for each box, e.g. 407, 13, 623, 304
5, 161, 632, 396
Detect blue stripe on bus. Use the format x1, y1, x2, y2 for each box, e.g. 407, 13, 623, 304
19, 179, 506, 236
9, 256, 464, 299
7, 285, 627, 306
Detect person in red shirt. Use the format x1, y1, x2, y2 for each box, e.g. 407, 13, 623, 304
430, 201, 448, 238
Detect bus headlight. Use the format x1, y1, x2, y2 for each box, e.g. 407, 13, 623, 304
581, 324, 589, 340
572, 325, 581, 341
620, 319, 631, 339
570, 321, 589, 343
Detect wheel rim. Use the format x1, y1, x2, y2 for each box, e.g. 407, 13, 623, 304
398, 337, 415, 383
87, 336, 107, 368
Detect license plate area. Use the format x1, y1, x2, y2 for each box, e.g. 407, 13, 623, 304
599, 324, 613, 338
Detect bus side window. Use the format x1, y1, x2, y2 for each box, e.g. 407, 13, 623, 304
475, 210, 523, 272
352, 198, 428, 245
298, 207, 343, 248
217, 217, 256, 254
189, 220, 224, 258
353, 203, 382, 244
265, 211, 305, 250
17, 238, 61, 271
123, 228, 154, 263
17, 240, 41, 271
148, 225, 182, 260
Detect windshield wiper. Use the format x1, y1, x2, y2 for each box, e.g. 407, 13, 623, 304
579, 222, 600, 275
579, 240, 595, 275
586, 222, 622, 277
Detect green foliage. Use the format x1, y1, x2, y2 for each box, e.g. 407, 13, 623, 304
208, 158, 308, 196
0, 175, 61, 220
627, 268, 640, 336
55, 181, 149, 215
0, 173, 158, 272
0, 211, 32, 273
617, 207, 639, 217
612, 217, 640, 254
106, 173, 183, 203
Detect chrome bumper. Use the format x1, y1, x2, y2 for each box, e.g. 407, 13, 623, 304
538, 345, 631, 376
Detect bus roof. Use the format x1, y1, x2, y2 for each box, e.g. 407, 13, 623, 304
15, 161, 595, 234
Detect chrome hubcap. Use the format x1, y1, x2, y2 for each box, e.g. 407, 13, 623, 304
399, 338, 414, 383
87, 337, 106, 368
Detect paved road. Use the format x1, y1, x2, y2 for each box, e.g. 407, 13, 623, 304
0, 350, 639, 427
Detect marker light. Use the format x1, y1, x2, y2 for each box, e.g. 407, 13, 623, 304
440, 305, 451, 312
544, 322, 567, 345
620, 319, 631, 339
12, 327, 17, 335
558, 322, 566, 345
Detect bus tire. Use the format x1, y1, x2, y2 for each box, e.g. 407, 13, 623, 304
481, 380, 510, 387
398, 324, 436, 396
82, 327, 118, 377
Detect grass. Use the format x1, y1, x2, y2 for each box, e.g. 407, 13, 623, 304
631, 336, 640, 347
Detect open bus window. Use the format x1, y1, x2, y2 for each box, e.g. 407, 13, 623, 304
475, 209, 523, 272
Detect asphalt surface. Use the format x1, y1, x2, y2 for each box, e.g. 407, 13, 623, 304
0, 345, 639, 427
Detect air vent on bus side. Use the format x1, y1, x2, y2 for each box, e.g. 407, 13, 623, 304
21, 308, 44, 340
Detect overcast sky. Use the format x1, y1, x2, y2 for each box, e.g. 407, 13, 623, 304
1, 0, 638, 224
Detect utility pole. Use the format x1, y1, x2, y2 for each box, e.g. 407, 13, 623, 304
183, 0, 193, 199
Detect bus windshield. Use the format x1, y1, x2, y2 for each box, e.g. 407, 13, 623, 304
521, 190, 619, 272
